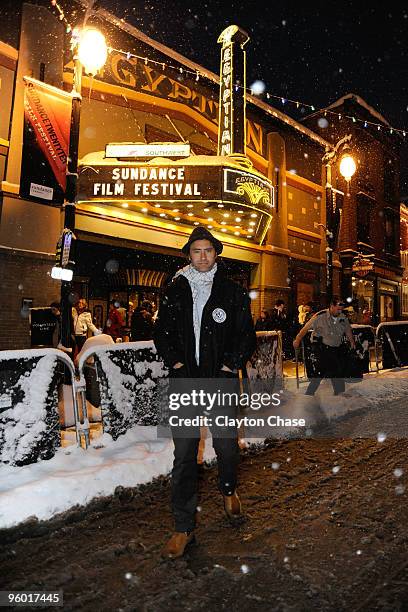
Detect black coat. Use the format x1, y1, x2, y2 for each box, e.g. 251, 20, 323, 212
153, 267, 256, 377
269, 308, 288, 333
131, 308, 154, 341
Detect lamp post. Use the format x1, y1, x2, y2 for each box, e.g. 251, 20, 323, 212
60, 27, 108, 348
322, 135, 356, 304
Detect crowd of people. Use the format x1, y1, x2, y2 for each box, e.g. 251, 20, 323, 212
49, 294, 327, 363
48, 297, 158, 358
254, 299, 318, 360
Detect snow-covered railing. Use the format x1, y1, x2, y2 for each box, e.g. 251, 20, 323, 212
247, 331, 283, 390
350, 324, 376, 373
376, 321, 408, 369
0, 348, 79, 466
76, 341, 168, 442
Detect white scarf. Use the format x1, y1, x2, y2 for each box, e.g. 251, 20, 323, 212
175, 263, 217, 365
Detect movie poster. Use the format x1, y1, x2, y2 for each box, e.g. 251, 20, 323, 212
20, 77, 72, 205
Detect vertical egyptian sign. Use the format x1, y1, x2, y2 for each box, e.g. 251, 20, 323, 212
217, 25, 250, 156
20, 77, 72, 205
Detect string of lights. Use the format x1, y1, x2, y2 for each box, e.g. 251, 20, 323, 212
49, 0, 408, 139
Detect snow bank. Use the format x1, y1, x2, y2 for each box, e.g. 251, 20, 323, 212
0, 426, 210, 528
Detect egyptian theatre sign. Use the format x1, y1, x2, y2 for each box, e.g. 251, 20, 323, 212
78, 26, 274, 244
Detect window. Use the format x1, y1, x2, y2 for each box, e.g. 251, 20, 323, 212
383, 156, 399, 204
384, 209, 399, 255
402, 252, 408, 315
356, 194, 372, 245
402, 283, 408, 316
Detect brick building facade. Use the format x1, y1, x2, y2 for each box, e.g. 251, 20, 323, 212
304, 95, 403, 325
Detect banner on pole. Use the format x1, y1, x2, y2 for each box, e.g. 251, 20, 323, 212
20, 76, 72, 204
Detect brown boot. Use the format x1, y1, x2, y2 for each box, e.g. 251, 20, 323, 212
161, 531, 195, 559
223, 490, 242, 519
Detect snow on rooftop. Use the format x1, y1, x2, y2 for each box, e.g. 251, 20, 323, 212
326, 93, 391, 127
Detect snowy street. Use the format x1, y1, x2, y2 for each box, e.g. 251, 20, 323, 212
1, 369, 408, 610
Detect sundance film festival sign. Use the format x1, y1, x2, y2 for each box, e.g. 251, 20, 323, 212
78, 163, 273, 211
79, 164, 219, 202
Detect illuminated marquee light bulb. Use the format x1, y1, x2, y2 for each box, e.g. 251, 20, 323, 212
235, 217, 241, 222
187, 204, 193, 208
121, 203, 128, 208
238, 210, 244, 213
172, 208, 179, 212
221, 228, 227, 232
154, 204, 160, 208
174, 216, 180, 220
234, 231, 240, 235
250, 213, 257, 218
223, 213, 230, 218
208, 217, 213, 221
248, 228, 254, 233
141, 207, 148, 213
208, 225, 213, 229
204, 208, 210, 212
188, 212, 194, 216
249, 221, 256, 226
217, 204, 224, 208
159, 213, 166, 217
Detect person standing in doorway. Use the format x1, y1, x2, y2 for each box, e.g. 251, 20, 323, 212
73, 298, 101, 352
104, 300, 124, 341
255, 309, 271, 331
154, 226, 256, 559
131, 300, 155, 341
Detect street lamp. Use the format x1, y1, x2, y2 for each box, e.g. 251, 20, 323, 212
322, 136, 356, 304
60, 27, 108, 348
339, 153, 356, 182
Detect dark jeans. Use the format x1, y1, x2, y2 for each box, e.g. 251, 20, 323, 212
306, 344, 345, 396
171, 428, 240, 532
169, 368, 240, 532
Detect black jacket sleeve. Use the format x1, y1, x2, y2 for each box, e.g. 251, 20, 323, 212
153, 289, 183, 368
222, 287, 257, 371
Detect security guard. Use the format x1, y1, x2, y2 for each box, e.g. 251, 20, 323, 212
293, 297, 356, 395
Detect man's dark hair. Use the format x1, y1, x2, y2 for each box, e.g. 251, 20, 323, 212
50, 301, 60, 309
275, 299, 285, 307
330, 296, 345, 306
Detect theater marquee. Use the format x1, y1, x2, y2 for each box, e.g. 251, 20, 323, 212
78, 157, 274, 244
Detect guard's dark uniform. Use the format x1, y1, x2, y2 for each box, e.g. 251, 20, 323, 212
303, 309, 352, 395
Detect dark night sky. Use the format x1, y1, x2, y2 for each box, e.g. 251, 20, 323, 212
1, 0, 407, 191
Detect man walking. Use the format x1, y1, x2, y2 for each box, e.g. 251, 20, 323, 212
154, 226, 256, 559
293, 297, 356, 396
